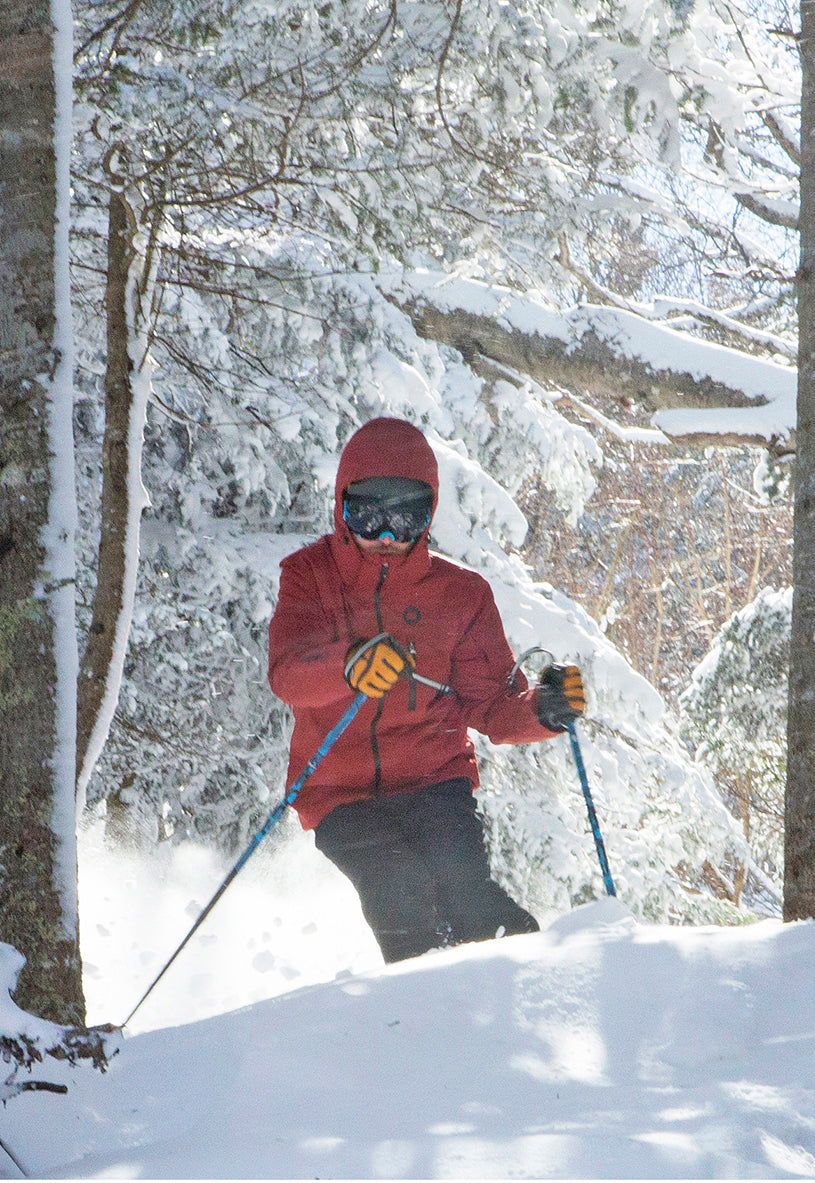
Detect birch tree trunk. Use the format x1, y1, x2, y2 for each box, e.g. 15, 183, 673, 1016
785, 0, 815, 921
0, 1, 84, 1023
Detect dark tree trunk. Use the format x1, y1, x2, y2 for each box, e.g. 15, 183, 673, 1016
76, 189, 137, 792
0, 2, 84, 1023
784, 0, 815, 921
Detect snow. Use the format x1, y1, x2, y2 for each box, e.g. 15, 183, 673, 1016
0, 947, 66, 1057
3, 867, 815, 1180
10, 0, 804, 1172
26, 222, 782, 1173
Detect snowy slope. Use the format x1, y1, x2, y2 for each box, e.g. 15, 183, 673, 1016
3, 899, 815, 1180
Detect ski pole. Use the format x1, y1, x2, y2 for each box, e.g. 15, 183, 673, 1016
0, 1135, 28, 1179
511, 647, 616, 897
120, 690, 368, 1028
566, 720, 616, 897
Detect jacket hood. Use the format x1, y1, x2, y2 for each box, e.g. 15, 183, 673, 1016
333, 418, 439, 535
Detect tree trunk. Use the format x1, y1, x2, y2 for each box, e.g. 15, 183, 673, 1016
784, 0, 815, 921
76, 189, 135, 794
0, 2, 84, 1023
76, 185, 154, 802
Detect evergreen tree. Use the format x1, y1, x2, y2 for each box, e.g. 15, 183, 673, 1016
681, 587, 790, 910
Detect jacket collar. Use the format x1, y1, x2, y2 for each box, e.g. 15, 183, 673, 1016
329, 525, 431, 590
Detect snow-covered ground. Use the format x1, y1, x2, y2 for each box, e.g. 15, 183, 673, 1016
2, 826, 815, 1180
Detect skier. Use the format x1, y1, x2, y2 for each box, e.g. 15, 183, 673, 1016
268, 417, 585, 963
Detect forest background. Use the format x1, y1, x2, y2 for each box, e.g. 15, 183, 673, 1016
0, 0, 809, 1031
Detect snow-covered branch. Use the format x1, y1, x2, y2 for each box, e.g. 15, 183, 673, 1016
381, 268, 796, 447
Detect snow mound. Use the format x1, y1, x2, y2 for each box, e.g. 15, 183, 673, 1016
5, 914, 815, 1179
543, 896, 637, 940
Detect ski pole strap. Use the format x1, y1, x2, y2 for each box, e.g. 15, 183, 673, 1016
509, 645, 554, 691
566, 721, 616, 898
120, 691, 369, 1029
344, 633, 452, 700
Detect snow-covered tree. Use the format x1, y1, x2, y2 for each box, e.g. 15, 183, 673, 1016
560, 0, 798, 358
0, 0, 83, 1024
526, 441, 792, 706
680, 586, 790, 910
64, 0, 806, 927
74, 156, 157, 805
72, 245, 745, 922
72, 0, 699, 287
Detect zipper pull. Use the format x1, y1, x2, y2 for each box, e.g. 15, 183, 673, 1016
406, 639, 417, 711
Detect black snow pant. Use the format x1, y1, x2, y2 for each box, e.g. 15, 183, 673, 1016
313, 778, 539, 963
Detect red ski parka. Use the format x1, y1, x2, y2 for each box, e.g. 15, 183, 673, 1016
268, 417, 557, 830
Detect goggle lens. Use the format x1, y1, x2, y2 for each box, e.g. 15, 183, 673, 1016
343, 494, 432, 542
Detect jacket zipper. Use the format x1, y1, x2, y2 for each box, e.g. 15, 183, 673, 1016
369, 563, 388, 793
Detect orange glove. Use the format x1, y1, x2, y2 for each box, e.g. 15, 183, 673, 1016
536, 664, 585, 732
344, 634, 415, 699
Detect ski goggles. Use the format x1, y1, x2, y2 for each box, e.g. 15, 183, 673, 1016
342, 479, 433, 543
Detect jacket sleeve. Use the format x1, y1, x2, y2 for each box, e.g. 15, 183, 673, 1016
267, 552, 352, 710
450, 579, 560, 745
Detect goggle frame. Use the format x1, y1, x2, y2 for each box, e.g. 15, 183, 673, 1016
342, 492, 433, 543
